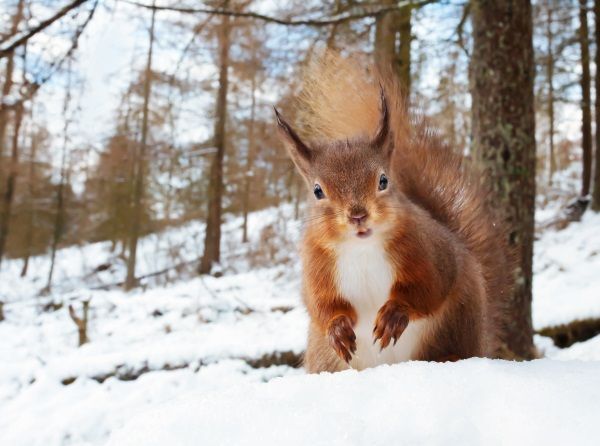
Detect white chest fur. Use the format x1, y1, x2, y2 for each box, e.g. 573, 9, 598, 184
334, 235, 427, 370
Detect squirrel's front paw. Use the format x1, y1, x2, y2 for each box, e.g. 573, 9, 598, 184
373, 301, 409, 350
327, 314, 356, 363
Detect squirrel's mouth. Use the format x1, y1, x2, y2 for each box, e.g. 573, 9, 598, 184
356, 228, 372, 239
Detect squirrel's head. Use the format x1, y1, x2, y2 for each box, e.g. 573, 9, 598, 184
275, 88, 400, 240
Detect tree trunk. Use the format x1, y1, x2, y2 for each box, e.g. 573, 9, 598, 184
241, 74, 257, 243
0, 102, 24, 269
21, 112, 38, 277
125, 6, 156, 290
397, 4, 411, 94
199, 9, 231, 274
0, 0, 25, 269
0, 0, 25, 182
579, 0, 593, 197
374, 0, 411, 96
470, 0, 536, 359
325, 0, 343, 50
45, 142, 68, 293
545, 3, 556, 186
374, 0, 396, 74
592, 0, 600, 210
45, 76, 72, 293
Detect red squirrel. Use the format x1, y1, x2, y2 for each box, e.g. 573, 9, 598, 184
275, 54, 514, 373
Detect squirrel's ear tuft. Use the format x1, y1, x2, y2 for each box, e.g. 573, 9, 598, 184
274, 107, 312, 176
371, 85, 391, 154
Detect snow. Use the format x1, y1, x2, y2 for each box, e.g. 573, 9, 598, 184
533, 210, 600, 328
1, 361, 302, 446
1, 199, 600, 445
549, 335, 600, 361
0, 205, 307, 446
108, 359, 600, 446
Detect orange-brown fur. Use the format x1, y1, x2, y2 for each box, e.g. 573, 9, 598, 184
276, 53, 513, 373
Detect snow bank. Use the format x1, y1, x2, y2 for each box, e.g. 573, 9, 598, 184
533, 210, 600, 328
108, 359, 600, 446
551, 335, 600, 361
0, 361, 302, 446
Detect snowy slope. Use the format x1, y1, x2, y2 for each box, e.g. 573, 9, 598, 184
533, 210, 600, 328
0, 205, 308, 446
107, 359, 600, 446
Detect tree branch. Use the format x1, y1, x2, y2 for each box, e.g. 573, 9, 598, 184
120, 0, 437, 27
0, 0, 90, 59
0, 1, 98, 113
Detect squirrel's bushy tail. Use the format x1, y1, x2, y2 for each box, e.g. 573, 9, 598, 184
297, 52, 409, 142
296, 52, 514, 357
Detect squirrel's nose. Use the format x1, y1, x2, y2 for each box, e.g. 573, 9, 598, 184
349, 212, 368, 225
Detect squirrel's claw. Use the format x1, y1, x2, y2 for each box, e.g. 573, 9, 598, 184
327, 314, 357, 364
373, 301, 409, 350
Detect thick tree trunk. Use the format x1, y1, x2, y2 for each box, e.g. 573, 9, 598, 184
125, 7, 156, 290
579, 0, 593, 197
199, 10, 231, 274
593, 0, 600, 210
470, 0, 536, 359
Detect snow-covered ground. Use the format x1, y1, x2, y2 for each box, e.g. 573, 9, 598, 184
108, 359, 600, 446
1, 199, 599, 446
533, 210, 600, 327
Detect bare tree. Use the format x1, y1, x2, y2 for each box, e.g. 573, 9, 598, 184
579, 0, 592, 198
0, 101, 24, 269
199, 4, 232, 274
45, 65, 74, 293
545, 1, 557, 185
241, 72, 257, 243
0, 0, 25, 162
20, 108, 38, 277
0, 0, 25, 268
125, 5, 157, 290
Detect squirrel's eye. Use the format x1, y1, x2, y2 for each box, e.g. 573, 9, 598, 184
313, 184, 325, 200
378, 174, 388, 191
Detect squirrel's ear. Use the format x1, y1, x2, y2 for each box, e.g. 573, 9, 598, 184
274, 107, 312, 177
372, 85, 391, 153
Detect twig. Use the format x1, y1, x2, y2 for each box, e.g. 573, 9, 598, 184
455, 2, 470, 58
